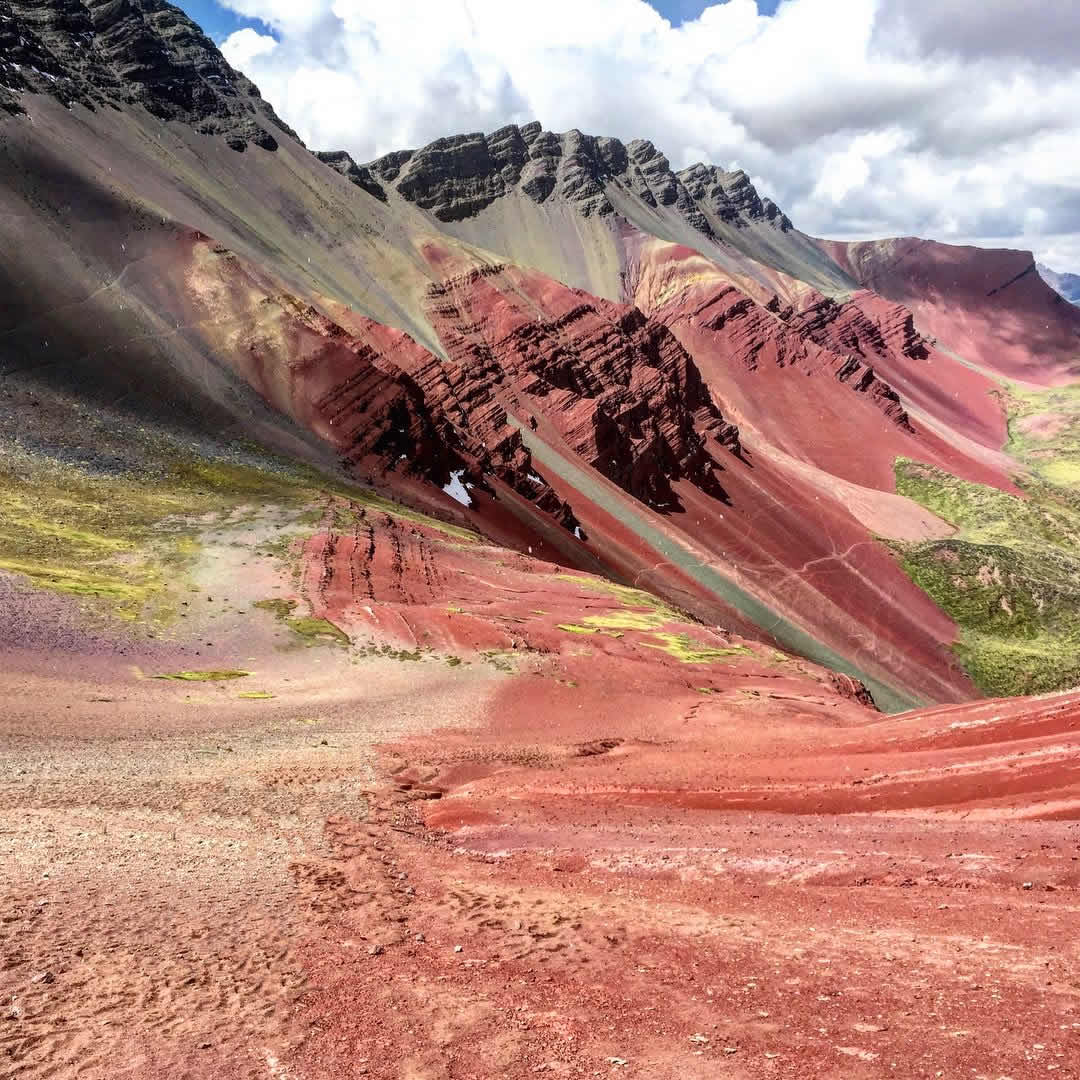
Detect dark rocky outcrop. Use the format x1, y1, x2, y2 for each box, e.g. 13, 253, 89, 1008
365, 121, 791, 235
315, 150, 388, 202
0, 0, 295, 149
677, 162, 793, 231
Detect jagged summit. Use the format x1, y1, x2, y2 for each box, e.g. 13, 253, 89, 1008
0, 0, 294, 150
314, 150, 388, 202
359, 121, 792, 235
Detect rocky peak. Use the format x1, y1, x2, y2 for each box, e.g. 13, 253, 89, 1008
315, 150, 388, 202
677, 163, 792, 232
365, 122, 792, 236
0, 0, 295, 150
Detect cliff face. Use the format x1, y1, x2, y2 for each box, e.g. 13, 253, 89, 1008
0, 0, 293, 148
677, 162, 792, 231
417, 264, 741, 511
314, 150, 388, 202
362, 121, 790, 235
648, 280, 914, 433
183, 236, 589, 532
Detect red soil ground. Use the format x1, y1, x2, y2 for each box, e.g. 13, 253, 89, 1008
4, 505, 1078, 1080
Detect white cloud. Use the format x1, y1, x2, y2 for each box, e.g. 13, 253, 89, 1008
219, 0, 1080, 269
221, 26, 277, 67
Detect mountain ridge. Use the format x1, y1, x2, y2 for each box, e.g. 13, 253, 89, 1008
0, 0, 295, 148
360, 120, 793, 235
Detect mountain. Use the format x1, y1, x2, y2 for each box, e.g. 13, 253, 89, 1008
3, 6, 1080, 1079
1038, 261, 1080, 304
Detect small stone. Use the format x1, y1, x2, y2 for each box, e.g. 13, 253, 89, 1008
197, 1042, 211, 1050
415, 933, 425, 943
1022, 882, 1034, 890
688, 1033, 709, 1044
454, 944, 463, 953
368, 944, 384, 956
723, 1047, 738, 1055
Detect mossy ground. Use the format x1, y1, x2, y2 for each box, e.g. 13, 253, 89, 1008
0, 444, 328, 623
893, 458, 1080, 696
1002, 381, 1080, 490
153, 670, 251, 682
553, 574, 684, 623
642, 633, 751, 664
0, 437, 484, 628
254, 599, 349, 646
553, 574, 745, 662
286, 616, 350, 646
253, 598, 300, 619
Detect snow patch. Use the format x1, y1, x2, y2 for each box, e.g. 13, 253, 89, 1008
443, 470, 473, 507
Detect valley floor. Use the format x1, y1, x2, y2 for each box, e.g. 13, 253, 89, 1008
3, 633, 1079, 1079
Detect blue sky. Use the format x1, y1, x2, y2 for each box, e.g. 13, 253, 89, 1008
651, 0, 779, 21
178, 0, 779, 41
181, 1, 269, 41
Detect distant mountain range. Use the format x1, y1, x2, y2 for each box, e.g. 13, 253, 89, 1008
1038, 262, 1080, 304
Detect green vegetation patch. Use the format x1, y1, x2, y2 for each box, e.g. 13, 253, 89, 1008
893, 457, 1080, 696
153, 670, 251, 682
286, 616, 350, 646
254, 598, 299, 618
557, 622, 625, 638
553, 574, 736, 654
479, 650, 519, 673
1003, 381, 1080, 490
0, 435, 486, 626
554, 574, 683, 622
237, 691, 276, 700
641, 632, 751, 664
0, 444, 329, 622
255, 598, 350, 646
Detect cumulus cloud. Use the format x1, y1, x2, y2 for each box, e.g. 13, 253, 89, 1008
218, 0, 1080, 269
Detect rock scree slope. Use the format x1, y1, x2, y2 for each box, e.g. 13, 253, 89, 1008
2, 5, 1080, 1079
